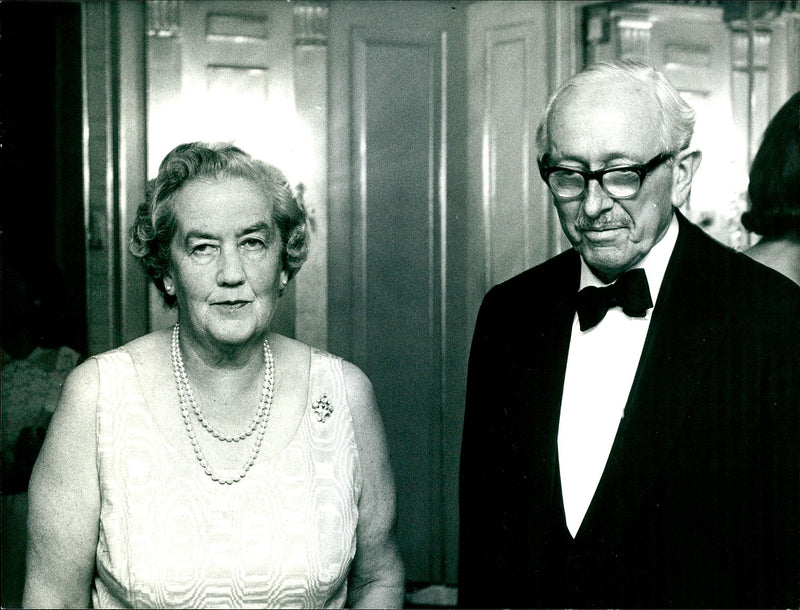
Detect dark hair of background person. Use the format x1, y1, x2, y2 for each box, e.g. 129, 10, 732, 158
741, 90, 800, 238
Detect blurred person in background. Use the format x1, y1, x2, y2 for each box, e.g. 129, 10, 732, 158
741, 90, 800, 285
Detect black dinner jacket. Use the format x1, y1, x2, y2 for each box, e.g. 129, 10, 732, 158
458, 211, 800, 609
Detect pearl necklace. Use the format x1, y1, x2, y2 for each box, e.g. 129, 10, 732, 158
170, 323, 274, 485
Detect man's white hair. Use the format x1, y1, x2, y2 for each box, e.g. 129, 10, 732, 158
536, 59, 696, 159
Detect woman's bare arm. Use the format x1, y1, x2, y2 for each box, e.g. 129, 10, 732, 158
23, 359, 101, 608
342, 361, 405, 609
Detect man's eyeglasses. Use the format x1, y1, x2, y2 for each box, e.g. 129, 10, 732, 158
538, 152, 673, 200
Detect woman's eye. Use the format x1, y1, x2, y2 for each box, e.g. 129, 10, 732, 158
190, 243, 217, 259
240, 238, 266, 251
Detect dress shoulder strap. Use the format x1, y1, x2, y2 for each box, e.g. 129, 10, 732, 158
307, 349, 349, 424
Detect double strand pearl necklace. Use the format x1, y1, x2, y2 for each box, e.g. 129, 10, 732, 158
170, 323, 274, 485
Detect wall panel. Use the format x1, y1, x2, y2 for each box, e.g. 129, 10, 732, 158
466, 1, 565, 330
328, 1, 468, 583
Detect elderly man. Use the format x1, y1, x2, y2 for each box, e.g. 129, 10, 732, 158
458, 60, 800, 609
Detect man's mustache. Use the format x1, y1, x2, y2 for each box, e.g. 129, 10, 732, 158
574, 217, 628, 231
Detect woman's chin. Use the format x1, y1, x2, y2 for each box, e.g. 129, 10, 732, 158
204, 320, 265, 347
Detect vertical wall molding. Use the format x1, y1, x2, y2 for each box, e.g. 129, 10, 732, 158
293, 1, 329, 46
616, 16, 653, 60
293, 1, 329, 350
117, 2, 149, 345
83, 1, 121, 355
83, 1, 148, 356
467, 0, 552, 318
147, 0, 181, 38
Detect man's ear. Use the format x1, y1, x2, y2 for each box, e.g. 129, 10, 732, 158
671, 149, 702, 208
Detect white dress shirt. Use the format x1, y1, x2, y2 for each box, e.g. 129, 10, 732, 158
558, 214, 679, 537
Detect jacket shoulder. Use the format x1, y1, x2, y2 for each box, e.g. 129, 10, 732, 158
470, 250, 579, 340
678, 219, 800, 314
489, 249, 578, 297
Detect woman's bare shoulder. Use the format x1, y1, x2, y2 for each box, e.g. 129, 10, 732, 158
59, 356, 101, 412
337, 360, 383, 439
268, 332, 310, 356
340, 360, 374, 402
118, 328, 174, 374
268, 333, 314, 376
123, 328, 172, 356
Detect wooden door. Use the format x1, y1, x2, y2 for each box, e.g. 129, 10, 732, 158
328, 0, 468, 584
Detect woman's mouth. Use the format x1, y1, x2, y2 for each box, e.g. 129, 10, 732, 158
213, 300, 250, 310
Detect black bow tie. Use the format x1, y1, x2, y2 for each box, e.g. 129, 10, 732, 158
576, 268, 653, 331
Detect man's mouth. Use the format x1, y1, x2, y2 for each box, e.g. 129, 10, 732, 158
581, 226, 625, 240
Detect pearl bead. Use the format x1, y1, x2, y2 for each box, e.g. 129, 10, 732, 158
171, 323, 273, 486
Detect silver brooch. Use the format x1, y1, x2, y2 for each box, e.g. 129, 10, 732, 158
312, 394, 334, 423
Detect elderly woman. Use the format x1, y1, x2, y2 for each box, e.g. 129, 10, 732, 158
23, 142, 404, 608
742, 90, 800, 285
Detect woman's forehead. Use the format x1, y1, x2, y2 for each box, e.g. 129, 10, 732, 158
171, 176, 275, 234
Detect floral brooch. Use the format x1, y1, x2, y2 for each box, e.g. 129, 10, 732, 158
312, 394, 334, 423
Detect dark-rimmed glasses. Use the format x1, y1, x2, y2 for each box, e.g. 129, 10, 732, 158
538, 152, 673, 200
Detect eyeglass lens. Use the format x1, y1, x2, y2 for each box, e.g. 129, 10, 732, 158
549, 168, 641, 198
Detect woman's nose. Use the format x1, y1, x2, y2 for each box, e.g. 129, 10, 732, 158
216, 246, 246, 285
581, 179, 614, 218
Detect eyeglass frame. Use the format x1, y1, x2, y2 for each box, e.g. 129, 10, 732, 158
537, 152, 674, 200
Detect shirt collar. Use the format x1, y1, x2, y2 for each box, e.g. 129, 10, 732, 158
579, 213, 679, 304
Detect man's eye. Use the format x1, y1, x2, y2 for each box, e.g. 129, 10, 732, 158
604, 169, 640, 185
551, 169, 584, 184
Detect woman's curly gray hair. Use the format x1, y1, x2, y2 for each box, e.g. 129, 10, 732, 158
129, 142, 309, 308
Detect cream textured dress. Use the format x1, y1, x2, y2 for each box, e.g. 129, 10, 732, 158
91, 348, 361, 609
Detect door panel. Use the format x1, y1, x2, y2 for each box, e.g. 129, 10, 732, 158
466, 1, 567, 328
357, 29, 443, 582
328, 1, 467, 584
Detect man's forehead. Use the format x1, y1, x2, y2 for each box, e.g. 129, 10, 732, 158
547, 81, 661, 159
553, 79, 656, 122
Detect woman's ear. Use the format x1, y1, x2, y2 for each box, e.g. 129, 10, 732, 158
278, 270, 289, 294
671, 149, 702, 208
163, 274, 175, 296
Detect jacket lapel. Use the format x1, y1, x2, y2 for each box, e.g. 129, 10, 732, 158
577, 213, 734, 544
516, 251, 581, 538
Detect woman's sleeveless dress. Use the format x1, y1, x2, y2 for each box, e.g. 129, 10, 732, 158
91, 347, 361, 609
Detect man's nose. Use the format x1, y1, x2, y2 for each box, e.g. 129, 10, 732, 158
216, 246, 246, 285
581, 179, 614, 218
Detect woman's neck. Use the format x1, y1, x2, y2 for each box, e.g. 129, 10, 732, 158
177, 324, 267, 377
745, 231, 800, 286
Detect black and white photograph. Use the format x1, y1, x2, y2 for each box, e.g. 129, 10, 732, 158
2, 1, 798, 608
